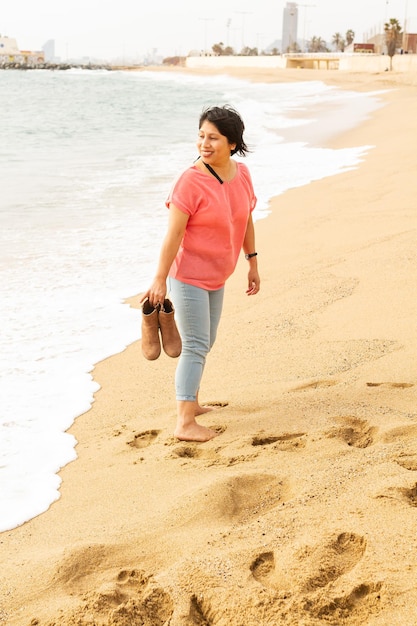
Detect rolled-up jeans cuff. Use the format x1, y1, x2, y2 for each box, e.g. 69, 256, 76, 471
176, 394, 197, 402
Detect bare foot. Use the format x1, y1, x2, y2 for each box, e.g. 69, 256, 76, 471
174, 422, 219, 442
195, 404, 213, 416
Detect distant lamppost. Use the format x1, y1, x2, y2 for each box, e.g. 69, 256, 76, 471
235, 11, 252, 49
226, 18, 232, 47
299, 4, 316, 52
383, 0, 389, 53
403, 0, 409, 50
199, 17, 214, 54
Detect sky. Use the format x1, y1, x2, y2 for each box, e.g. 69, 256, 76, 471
1, 0, 415, 62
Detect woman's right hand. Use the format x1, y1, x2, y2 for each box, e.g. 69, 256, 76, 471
140, 277, 167, 308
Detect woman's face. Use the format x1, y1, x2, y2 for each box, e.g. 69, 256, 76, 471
197, 120, 236, 166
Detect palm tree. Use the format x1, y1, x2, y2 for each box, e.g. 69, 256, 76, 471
307, 36, 328, 53
332, 32, 346, 51
346, 29, 355, 46
384, 18, 402, 70
212, 42, 235, 56
240, 46, 259, 56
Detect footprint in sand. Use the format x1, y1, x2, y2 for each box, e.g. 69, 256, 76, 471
252, 432, 307, 451
381, 423, 417, 444
188, 594, 214, 625
325, 416, 377, 448
250, 532, 367, 593
250, 534, 382, 623
54, 546, 174, 621
289, 380, 338, 392
366, 382, 414, 388
395, 455, 417, 471
116, 569, 148, 585
380, 425, 417, 471
400, 484, 417, 507
378, 482, 417, 508
306, 581, 383, 622
202, 401, 229, 408
170, 432, 306, 466
171, 445, 203, 459
250, 551, 276, 586
300, 532, 367, 592
53, 558, 173, 624
127, 429, 160, 449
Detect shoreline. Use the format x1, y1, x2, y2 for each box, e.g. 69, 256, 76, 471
1, 69, 417, 625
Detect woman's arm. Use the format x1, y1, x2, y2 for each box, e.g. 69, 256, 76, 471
141, 204, 189, 307
243, 214, 260, 296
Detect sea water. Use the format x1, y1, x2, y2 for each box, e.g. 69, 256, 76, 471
0, 68, 382, 532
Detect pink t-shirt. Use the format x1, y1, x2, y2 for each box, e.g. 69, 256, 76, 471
166, 162, 257, 290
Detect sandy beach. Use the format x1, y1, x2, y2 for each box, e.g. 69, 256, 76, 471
1, 67, 417, 625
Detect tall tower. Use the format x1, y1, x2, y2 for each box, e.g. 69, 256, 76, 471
282, 2, 298, 52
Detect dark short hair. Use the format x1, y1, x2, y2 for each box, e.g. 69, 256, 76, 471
199, 105, 249, 156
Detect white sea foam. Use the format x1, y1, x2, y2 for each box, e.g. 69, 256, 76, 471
0, 69, 383, 532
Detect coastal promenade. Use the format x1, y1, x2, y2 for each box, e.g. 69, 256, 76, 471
185, 51, 417, 79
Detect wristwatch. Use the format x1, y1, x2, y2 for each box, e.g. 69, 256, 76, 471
245, 252, 258, 260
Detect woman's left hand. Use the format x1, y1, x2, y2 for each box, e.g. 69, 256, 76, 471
246, 269, 260, 295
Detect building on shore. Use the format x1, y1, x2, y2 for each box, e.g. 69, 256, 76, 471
0, 35, 45, 65
362, 31, 417, 55
403, 32, 417, 53
42, 39, 56, 63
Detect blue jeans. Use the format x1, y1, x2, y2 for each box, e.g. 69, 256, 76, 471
168, 277, 224, 401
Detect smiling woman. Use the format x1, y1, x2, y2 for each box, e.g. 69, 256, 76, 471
140, 105, 260, 442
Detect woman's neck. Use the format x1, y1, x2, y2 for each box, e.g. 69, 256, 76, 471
199, 157, 235, 183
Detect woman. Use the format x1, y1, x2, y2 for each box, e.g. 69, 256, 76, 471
141, 105, 260, 442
